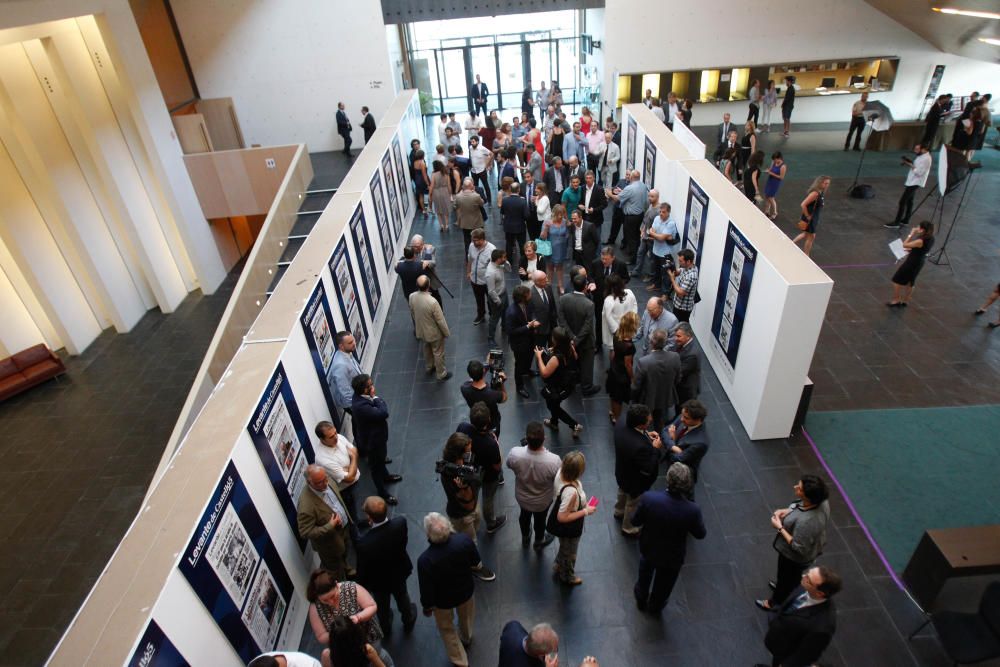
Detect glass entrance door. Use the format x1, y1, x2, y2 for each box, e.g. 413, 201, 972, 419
497, 43, 525, 114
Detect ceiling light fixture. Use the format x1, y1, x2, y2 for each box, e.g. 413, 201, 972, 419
978, 37, 1000, 45
932, 7, 1000, 20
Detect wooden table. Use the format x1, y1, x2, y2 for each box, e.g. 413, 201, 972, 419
902, 525, 1000, 608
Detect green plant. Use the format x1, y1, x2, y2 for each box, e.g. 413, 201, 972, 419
419, 90, 439, 115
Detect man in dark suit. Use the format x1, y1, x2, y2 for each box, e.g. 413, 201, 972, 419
356, 496, 417, 634
505, 286, 539, 398
614, 404, 664, 536
591, 246, 630, 346
674, 323, 701, 409
394, 246, 430, 301
713, 128, 740, 166
716, 112, 737, 147
921, 94, 948, 149
631, 330, 681, 433
757, 566, 841, 667
568, 210, 600, 270
351, 374, 403, 505
500, 182, 529, 268
336, 101, 352, 155
565, 155, 587, 185
521, 171, 541, 240
361, 106, 377, 143
631, 462, 706, 613
557, 273, 599, 395
529, 270, 557, 348
663, 399, 710, 496
579, 170, 608, 227
543, 156, 568, 203
470, 74, 489, 116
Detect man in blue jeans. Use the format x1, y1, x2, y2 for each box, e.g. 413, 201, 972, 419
647, 202, 680, 294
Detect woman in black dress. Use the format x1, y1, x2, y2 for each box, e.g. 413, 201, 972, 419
889, 221, 934, 307
534, 327, 582, 437
744, 150, 765, 204
792, 175, 830, 257
606, 311, 638, 425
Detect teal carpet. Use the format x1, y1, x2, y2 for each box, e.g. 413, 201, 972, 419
805, 405, 1000, 573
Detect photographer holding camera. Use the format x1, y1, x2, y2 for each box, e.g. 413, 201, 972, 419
667, 249, 699, 323
461, 358, 507, 437
457, 403, 506, 534
437, 435, 497, 578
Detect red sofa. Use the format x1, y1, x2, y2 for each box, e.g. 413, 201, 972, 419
0, 344, 66, 401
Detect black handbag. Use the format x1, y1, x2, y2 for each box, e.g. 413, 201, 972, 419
546, 484, 584, 538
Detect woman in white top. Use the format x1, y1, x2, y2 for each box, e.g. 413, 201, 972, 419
517, 240, 546, 286
601, 274, 638, 350
552, 451, 596, 586
535, 183, 552, 226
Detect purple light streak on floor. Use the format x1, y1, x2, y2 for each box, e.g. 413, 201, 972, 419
801, 426, 907, 593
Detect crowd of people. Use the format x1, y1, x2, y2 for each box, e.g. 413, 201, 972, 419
254, 82, 997, 667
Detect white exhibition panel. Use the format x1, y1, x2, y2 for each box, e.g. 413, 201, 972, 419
47, 92, 421, 666
669, 119, 706, 160
625, 105, 833, 440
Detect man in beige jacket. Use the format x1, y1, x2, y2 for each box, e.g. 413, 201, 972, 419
410, 275, 452, 381
454, 177, 486, 248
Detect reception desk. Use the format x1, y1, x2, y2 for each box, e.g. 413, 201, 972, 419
866, 122, 949, 152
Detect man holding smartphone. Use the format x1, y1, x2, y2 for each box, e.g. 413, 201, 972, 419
884, 144, 931, 230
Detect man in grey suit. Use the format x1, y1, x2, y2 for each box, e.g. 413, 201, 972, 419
558, 272, 599, 396
631, 329, 681, 433
674, 323, 701, 411
529, 270, 558, 348
409, 275, 452, 381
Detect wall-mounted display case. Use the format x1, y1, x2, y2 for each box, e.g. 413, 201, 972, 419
617, 57, 899, 107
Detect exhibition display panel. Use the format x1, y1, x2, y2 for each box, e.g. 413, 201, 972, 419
620, 104, 833, 440
47, 91, 423, 666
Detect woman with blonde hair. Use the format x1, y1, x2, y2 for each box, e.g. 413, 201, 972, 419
606, 310, 639, 425
550, 451, 597, 585
792, 175, 831, 257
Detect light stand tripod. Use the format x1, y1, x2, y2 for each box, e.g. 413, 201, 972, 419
847, 116, 878, 197
928, 164, 980, 267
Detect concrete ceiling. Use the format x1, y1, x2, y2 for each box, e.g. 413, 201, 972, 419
864, 0, 1000, 63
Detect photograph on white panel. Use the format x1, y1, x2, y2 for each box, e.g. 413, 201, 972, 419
205, 503, 259, 607
242, 562, 287, 651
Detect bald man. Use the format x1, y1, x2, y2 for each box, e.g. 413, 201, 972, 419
296, 465, 351, 579
608, 169, 650, 259
356, 496, 418, 634
410, 274, 452, 381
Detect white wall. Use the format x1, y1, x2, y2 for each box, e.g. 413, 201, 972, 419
602, 0, 1000, 125
172, 0, 397, 152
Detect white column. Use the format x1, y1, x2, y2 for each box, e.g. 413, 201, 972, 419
0, 137, 102, 354
81, 13, 227, 295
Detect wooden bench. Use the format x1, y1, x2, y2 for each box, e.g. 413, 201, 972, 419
902, 525, 1000, 608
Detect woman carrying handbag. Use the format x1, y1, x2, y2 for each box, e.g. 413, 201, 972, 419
547, 451, 597, 585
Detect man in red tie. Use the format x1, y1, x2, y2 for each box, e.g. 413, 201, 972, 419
662, 400, 710, 499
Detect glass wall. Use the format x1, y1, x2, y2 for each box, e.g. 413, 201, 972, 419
405, 10, 591, 116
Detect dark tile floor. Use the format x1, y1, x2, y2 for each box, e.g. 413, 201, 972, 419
0, 151, 356, 667
1, 125, 996, 666
293, 121, 1000, 665
0, 272, 239, 667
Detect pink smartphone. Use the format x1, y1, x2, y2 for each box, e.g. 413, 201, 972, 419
587, 496, 599, 509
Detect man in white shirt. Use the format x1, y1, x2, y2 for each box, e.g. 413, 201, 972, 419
248, 651, 320, 667
466, 228, 496, 325
468, 136, 494, 204
884, 144, 932, 229
437, 113, 449, 146
651, 100, 665, 123
314, 421, 361, 526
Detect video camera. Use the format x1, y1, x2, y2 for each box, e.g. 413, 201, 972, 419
661, 254, 676, 273
435, 459, 483, 485
486, 349, 505, 390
